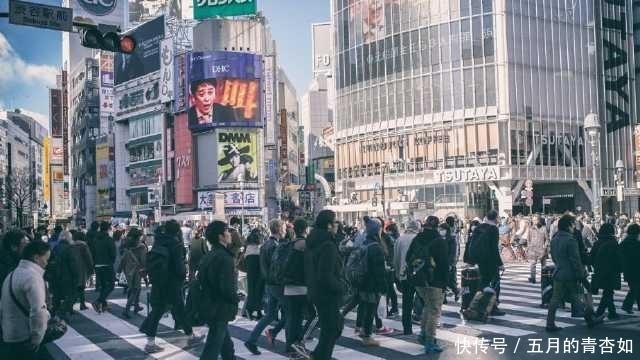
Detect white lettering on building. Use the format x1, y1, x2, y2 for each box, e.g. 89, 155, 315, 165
436, 166, 500, 183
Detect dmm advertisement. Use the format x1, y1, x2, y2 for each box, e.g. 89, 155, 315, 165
114, 15, 165, 85
185, 51, 262, 130
216, 129, 258, 184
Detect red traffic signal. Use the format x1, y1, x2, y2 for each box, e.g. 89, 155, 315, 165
80, 28, 136, 54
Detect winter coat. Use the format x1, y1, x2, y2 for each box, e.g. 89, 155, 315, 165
201, 242, 239, 323
188, 236, 209, 275
90, 231, 116, 267
590, 235, 622, 291
229, 228, 244, 259
473, 222, 503, 269
51, 241, 78, 298
0, 260, 50, 345
149, 234, 186, 305
358, 236, 387, 295
550, 230, 587, 282
305, 228, 345, 303
0, 249, 20, 295
283, 237, 306, 287
527, 225, 548, 260
118, 243, 147, 285
69, 240, 94, 288
393, 231, 418, 281
619, 235, 640, 283
405, 228, 449, 289
406, 228, 438, 269
259, 236, 279, 285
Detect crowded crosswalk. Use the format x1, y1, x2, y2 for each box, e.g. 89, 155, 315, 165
42, 262, 637, 360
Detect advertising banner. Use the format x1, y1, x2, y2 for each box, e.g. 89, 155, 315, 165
96, 136, 115, 217
100, 52, 115, 114
174, 53, 188, 113
193, 0, 257, 19
311, 22, 332, 75
114, 15, 165, 85
216, 129, 259, 184
50, 138, 64, 165
635, 125, 640, 186
263, 56, 275, 144
348, 0, 398, 44
185, 51, 262, 130
49, 88, 62, 138
174, 114, 194, 205
197, 190, 260, 209
159, 38, 175, 103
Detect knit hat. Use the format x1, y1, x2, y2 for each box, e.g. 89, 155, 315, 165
365, 218, 382, 237
406, 220, 421, 232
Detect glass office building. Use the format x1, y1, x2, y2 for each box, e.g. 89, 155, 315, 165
330, 0, 638, 223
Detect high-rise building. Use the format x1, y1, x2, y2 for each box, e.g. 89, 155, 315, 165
329, 0, 638, 223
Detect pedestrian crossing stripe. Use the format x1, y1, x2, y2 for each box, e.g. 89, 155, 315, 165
44, 262, 638, 359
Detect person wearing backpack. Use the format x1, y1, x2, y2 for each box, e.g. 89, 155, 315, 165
188, 228, 209, 281
89, 221, 116, 313
468, 210, 505, 316
305, 210, 344, 360
355, 218, 388, 347
139, 221, 203, 354
393, 219, 421, 335
198, 220, 239, 360
283, 218, 311, 359
118, 228, 147, 318
245, 219, 288, 355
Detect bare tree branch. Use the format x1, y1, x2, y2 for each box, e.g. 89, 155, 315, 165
3, 167, 33, 227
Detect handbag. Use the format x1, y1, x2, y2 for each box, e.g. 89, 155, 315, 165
9, 272, 67, 344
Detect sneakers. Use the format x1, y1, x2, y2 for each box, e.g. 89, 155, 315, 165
622, 305, 634, 314
244, 341, 261, 355
187, 334, 205, 346
424, 338, 444, 353
91, 302, 102, 313
490, 308, 506, 316
264, 329, 275, 346
375, 326, 394, 335
354, 327, 362, 336
134, 305, 144, 313
361, 336, 380, 347
291, 342, 310, 359
528, 277, 536, 284
144, 343, 164, 354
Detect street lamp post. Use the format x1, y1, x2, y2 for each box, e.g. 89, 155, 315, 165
615, 159, 625, 215
239, 174, 245, 236
381, 162, 386, 219
584, 113, 601, 227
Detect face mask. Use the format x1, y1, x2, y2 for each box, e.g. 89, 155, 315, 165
439, 230, 448, 237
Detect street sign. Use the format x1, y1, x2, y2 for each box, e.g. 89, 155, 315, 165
525, 198, 534, 207
9, 0, 73, 32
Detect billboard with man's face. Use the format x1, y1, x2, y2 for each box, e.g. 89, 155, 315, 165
216, 129, 258, 185
182, 51, 262, 130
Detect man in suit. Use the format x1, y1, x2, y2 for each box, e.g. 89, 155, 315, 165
187, 78, 240, 128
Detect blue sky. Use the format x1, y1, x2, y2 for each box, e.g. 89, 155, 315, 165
0, 0, 330, 127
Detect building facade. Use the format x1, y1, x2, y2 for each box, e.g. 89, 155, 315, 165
329, 0, 636, 223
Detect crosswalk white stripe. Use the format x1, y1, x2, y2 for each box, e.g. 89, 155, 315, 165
50, 323, 115, 360
79, 303, 198, 360
336, 320, 425, 355
439, 304, 575, 328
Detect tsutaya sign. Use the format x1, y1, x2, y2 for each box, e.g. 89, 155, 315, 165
435, 166, 500, 183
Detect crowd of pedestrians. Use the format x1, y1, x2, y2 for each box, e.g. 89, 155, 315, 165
1, 208, 639, 359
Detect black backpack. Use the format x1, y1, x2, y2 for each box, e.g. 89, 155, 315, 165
464, 225, 487, 265
406, 238, 434, 287
146, 245, 170, 287
185, 253, 216, 326
268, 241, 295, 285
345, 243, 374, 288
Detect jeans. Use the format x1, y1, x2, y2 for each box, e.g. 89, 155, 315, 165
359, 296, 379, 337
399, 280, 416, 334
311, 297, 343, 360
140, 286, 193, 337
284, 295, 307, 351
95, 265, 115, 306
200, 321, 234, 360
415, 287, 444, 339
623, 280, 640, 310
247, 285, 286, 345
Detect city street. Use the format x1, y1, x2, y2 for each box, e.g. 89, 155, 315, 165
42, 262, 640, 360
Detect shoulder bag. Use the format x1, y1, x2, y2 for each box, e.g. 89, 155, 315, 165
9, 272, 67, 344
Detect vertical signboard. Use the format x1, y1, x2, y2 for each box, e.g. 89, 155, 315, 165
635, 125, 640, 187
95, 136, 115, 217
264, 56, 275, 144
311, 22, 332, 75
159, 38, 175, 103
43, 137, 51, 211
99, 52, 115, 114
49, 88, 63, 138
174, 114, 194, 204
61, 70, 69, 176
173, 53, 188, 113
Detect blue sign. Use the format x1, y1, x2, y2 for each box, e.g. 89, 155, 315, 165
78, 0, 116, 16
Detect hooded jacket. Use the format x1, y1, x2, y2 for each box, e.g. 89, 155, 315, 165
201, 242, 239, 323
304, 228, 344, 302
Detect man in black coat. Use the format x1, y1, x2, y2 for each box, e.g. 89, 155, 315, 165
474, 210, 505, 316
89, 221, 116, 313
305, 210, 344, 360
199, 220, 239, 359
140, 221, 203, 353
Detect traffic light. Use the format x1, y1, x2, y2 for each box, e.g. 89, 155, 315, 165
80, 24, 136, 54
